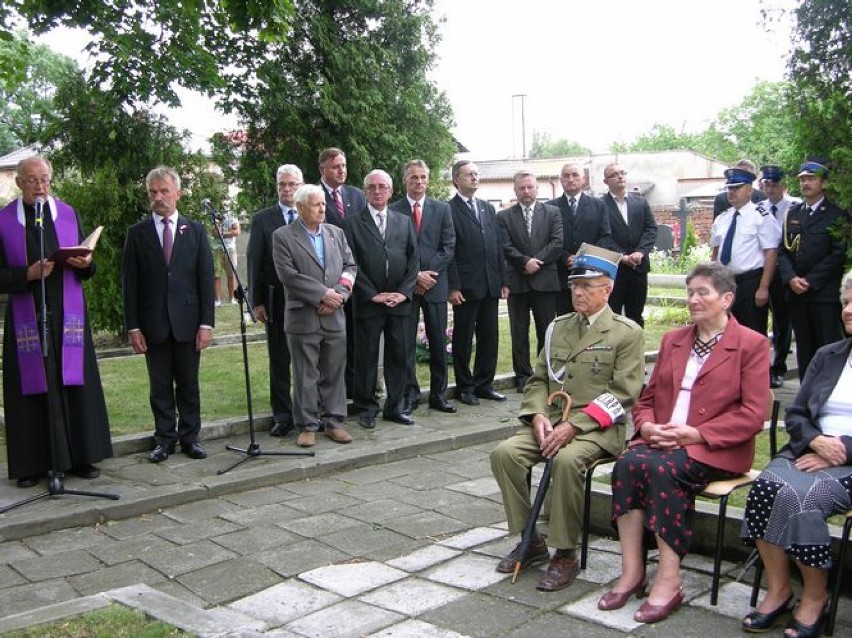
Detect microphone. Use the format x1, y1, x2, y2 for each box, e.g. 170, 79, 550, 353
201, 198, 223, 221
34, 196, 45, 227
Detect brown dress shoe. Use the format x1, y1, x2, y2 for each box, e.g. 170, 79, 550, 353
496, 538, 550, 573
296, 431, 316, 447
326, 428, 353, 444
536, 554, 580, 591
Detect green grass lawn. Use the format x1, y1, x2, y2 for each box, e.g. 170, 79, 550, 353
1, 604, 186, 637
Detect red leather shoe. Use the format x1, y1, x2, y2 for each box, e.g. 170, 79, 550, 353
598, 577, 648, 611
634, 589, 683, 623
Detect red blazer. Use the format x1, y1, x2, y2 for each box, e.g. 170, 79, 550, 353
632, 317, 770, 474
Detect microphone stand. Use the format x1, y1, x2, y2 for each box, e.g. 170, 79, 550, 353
1, 199, 119, 514
201, 200, 314, 475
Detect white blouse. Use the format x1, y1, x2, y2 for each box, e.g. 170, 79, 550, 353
818, 355, 852, 438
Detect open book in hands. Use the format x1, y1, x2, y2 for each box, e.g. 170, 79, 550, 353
51, 226, 104, 264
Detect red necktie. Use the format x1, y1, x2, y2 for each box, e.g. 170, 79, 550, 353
162, 217, 173, 264
413, 201, 422, 233
333, 189, 346, 219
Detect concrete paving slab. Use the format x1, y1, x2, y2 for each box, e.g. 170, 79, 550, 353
417, 590, 539, 638
152, 579, 209, 609
87, 534, 176, 566
392, 470, 469, 491
67, 559, 167, 596
0, 578, 79, 617
229, 580, 341, 625
367, 618, 472, 637
276, 512, 366, 537
177, 557, 282, 605
576, 548, 626, 585
337, 498, 426, 524
679, 550, 737, 576
140, 539, 237, 578
333, 479, 423, 503
23, 526, 107, 555
299, 560, 408, 597
211, 525, 300, 555
0, 563, 26, 589
424, 554, 509, 590
255, 539, 352, 578
98, 512, 177, 540
320, 525, 427, 561
559, 587, 644, 632
359, 576, 468, 615
285, 599, 403, 638
220, 503, 306, 526
284, 491, 368, 515
221, 485, 300, 508
437, 526, 507, 550
382, 510, 470, 540
11, 548, 104, 581
396, 486, 480, 510
161, 498, 243, 523
435, 497, 507, 527
502, 611, 622, 637
0, 541, 37, 563
0, 594, 111, 635
283, 477, 350, 497
633, 602, 742, 637
691, 580, 755, 620
156, 517, 244, 545
330, 463, 412, 486
445, 477, 501, 498
387, 545, 462, 572
482, 567, 595, 610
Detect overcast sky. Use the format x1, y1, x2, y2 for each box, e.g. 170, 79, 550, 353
46, 0, 797, 159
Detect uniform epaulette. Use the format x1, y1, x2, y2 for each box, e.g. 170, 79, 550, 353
553, 312, 576, 323
612, 314, 641, 328
755, 202, 769, 216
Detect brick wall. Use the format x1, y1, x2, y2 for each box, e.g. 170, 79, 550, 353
652, 204, 713, 247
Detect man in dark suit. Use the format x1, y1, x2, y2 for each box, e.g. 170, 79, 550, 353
390, 159, 456, 414
122, 166, 215, 463
447, 161, 508, 406
247, 164, 301, 437
317, 147, 367, 228
601, 164, 657, 327
713, 158, 765, 218
498, 170, 563, 392
777, 158, 848, 380
344, 169, 419, 429
546, 162, 615, 315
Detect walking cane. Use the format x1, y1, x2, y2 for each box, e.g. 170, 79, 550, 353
512, 390, 573, 583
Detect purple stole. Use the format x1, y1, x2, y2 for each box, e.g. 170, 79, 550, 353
0, 198, 86, 394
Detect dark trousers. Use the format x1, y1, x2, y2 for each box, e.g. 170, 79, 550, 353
555, 288, 575, 316
452, 296, 499, 395
405, 295, 449, 403
731, 268, 769, 335
609, 266, 648, 327
353, 311, 409, 416
507, 290, 558, 383
789, 300, 843, 380
265, 299, 293, 423
768, 273, 792, 376
145, 337, 201, 448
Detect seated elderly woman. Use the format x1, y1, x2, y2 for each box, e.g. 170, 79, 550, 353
740, 271, 852, 638
598, 262, 769, 624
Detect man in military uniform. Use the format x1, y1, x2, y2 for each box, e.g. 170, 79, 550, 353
710, 166, 780, 336
777, 158, 848, 380
490, 244, 645, 592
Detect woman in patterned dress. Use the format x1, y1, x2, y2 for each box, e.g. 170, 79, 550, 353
740, 271, 852, 638
597, 262, 769, 623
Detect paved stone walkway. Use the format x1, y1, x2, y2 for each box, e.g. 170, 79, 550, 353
1, 372, 848, 636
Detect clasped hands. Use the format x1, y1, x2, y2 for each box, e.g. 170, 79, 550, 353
317, 288, 345, 315
532, 413, 578, 459
415, 270, 438, 295
797, 435, 847, 472
371, 291, 406, 307
639, 421, 703, 449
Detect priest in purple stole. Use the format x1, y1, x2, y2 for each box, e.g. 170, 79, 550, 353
0, 156, 112, 488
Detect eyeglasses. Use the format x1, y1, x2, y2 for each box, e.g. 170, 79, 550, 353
365, 184, 391, 191
604, 171, 627, 179
567, 282, 609, 291
22, 177, 51, 187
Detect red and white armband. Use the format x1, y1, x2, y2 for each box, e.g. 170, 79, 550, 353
581, 392, 625, 429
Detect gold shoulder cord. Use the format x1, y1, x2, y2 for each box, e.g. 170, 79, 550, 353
783, 209, 801, 253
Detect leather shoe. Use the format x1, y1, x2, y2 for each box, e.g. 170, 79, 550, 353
429, 398, 457, 413
634, 589, 683, 623
16, 474, 41, 488
536, 554, 580, 591
476, 389, 506, 401
296, 431, 316, 447
182, 442, 207, 459
326, 428, 353, 444
148, 444, 174, 463
783, 606, 826, 638
598, 577, 647, 610
70, 464, 100, 479
269, 419, 294, 437
770, 373, 785, 389
358, 414, 376, 429
741, 594, 794, 633
385, 412, 415, 426
459, 392, 480, 406
496, 538, 550, 573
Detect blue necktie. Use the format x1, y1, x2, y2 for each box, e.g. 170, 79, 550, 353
719, 212, 738, 265
287, 208, 295, 224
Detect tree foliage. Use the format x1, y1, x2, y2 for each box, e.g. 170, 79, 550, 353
0, 30, 77, 154
529, 131, 590, 159
225, 0, 456, 212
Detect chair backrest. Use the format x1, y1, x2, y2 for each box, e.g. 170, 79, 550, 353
768, 395, 781, 456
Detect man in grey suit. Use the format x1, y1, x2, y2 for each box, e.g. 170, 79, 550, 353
247, 164, 302, 437
390, 159, 456, 414
272, 184, 356, 448
344, 169, 419, 429
546, 162, 615, 315
601, 164, 657, 327
498, 170, 563, 392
